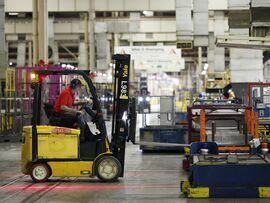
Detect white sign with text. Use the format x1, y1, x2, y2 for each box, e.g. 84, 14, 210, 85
114, 46, 184, 73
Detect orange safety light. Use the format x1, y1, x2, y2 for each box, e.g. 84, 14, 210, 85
30, 72, 38, 81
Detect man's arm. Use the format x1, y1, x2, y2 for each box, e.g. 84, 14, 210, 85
60, 105, 81, 115
73, 99, 92, 106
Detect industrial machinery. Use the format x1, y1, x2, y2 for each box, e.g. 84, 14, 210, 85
179, 35, 270, 198
181, 141, 270, 198
187, 101, 248, 147
139, 96, 187, 151
248, 83, 270, 140
21, 54, 137, 182
182, 100, 259, 170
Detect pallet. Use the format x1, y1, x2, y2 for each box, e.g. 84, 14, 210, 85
181, 181, 270, 198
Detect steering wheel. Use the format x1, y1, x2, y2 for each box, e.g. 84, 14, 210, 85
80, 103, 98, 122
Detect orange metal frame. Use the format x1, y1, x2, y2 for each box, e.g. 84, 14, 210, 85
199, 108, 259, 152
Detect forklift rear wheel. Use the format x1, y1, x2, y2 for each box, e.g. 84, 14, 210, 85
96, 156, 121, 181
30, 163, 50, 183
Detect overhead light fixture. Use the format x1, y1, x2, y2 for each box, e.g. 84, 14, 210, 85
201, 70, 206, 75
203, 63, 208, 70
8, 12, 18, 16
143, 11, 154, 17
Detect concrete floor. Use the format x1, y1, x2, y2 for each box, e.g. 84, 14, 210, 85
0, 142, 269, 203
0, 113, 268, 203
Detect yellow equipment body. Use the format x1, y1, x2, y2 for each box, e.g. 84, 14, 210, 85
21, 125, 112, 179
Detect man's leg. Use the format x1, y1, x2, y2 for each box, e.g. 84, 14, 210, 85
58, 113, 89, 141
59, 113, 78, 128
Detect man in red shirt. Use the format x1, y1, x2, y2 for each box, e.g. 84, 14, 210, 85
54, 79, 85, 128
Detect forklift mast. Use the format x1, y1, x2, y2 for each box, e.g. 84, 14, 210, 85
111, 54, 132, 177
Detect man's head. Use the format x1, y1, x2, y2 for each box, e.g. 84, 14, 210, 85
70, 79, 82, 93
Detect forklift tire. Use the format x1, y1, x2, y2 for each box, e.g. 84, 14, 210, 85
30, 163, 51, 183
95, 156, 121, 182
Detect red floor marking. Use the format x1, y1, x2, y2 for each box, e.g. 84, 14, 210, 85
0, 172, 21, 178
1, 184, 179, 191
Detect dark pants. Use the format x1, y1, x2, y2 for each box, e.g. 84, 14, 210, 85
58, 113, 85, 128
58, 113, 94, 141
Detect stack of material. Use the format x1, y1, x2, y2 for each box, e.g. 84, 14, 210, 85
175, 0, 193, 41
228, 0, 250, 10
251, 0, 270, 82
227, 0, 264, 82
212, 11, 227, 72
193, 0, 208, 46
96, 33, 110, 70
230, 48, 263, 82
252, 0, 270, 7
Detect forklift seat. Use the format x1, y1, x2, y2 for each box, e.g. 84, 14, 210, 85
44, 103, 55, 118
43, 103, 63, 126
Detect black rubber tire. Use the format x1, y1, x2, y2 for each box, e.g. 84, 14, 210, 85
95, 156, 121, 182
30, 163, 51, 183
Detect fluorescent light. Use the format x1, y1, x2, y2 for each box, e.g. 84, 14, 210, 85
9, 12, 18, 16
143, 11, 154, 17
201, 70, 206, 75
203, 63, 208, 70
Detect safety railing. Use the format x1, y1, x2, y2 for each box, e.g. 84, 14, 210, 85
0, 66, 70, 141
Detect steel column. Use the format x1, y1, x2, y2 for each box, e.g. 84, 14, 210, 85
32, 0, 38, 65
0, 0, 6, 77
38, 0, 48, 63
88, 0, 95, 70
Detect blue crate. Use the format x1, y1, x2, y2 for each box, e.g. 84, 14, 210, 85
139, 125, 187, 151
175, 112, 187, 123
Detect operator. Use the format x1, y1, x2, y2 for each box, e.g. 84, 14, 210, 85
54, 78, 86, 128
224, 89, 236, 100
223, 84, 236, 100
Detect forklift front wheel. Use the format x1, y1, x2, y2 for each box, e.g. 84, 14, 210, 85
30, 163, 51, 183
96, 156, 121, 181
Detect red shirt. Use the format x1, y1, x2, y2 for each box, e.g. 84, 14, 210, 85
54, 87, 75, 113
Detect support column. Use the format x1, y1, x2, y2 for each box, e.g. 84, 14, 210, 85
84, 13, 89, 68
197, 47, 202, 91
213, 11, 225, 72
38, 0, 48, 63
0, 0, 6, 77
28, 41, 32, 66
114, 33, 120, 47
48, 17, 56, 64
32, 0, 38, 65
17, 42, 26, 67
129, 38, 133, 46
53, 41, 59, 64
88, 0, 95, 70
79, 42, 86, 68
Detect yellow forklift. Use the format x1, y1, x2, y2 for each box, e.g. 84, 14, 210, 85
21, 54, 136, 182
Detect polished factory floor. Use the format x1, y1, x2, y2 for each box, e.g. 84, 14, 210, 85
0, 142, 269, 203
0, 112, 268, 203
